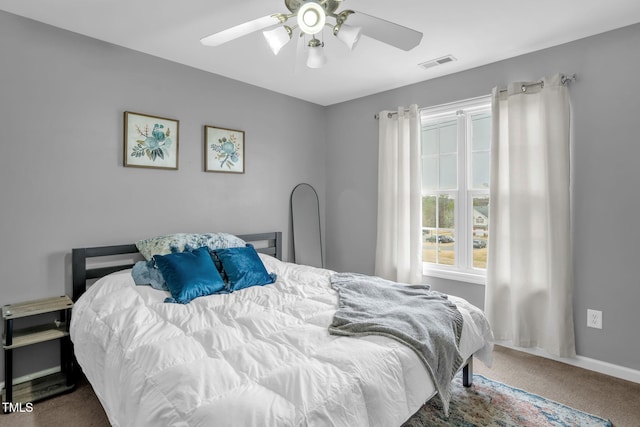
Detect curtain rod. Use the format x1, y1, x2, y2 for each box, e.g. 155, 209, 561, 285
374, 110, 415, 120
373, 93, 487, 120
498, 73, 576, 94
374, 73, 577, 119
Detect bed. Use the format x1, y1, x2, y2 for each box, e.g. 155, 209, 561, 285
70, 231, 493, 427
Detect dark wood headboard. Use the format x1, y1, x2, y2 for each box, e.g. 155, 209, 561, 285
71, 232, 282, 302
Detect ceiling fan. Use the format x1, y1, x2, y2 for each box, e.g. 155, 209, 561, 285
200, 0, 423, 69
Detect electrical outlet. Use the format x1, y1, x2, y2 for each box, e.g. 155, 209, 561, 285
587, 309, 602, 329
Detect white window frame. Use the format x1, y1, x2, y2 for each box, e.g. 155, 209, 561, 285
420, 95, 491, 285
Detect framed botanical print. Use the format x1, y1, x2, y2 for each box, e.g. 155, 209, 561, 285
124, 111, 179, 170
205, 125, 245, 173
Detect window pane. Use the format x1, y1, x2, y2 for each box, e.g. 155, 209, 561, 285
472, 113, 491, 151
438, 195, 455, 229
422, 196, 436, 228
438, 195, 456, 266
472, 195, 489, 269
422, 195, 455, 266
422, 128, 438, 155
422, 195, 437, 264
471, 113, 491, 190
439, 154, 457, 190
422, 157, 437, 190
472, 152, 490, 189
439, 121, 458, 153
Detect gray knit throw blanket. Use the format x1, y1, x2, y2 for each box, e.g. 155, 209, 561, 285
329, 272, 464, 416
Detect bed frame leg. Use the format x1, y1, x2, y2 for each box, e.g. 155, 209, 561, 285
462, 356, 473, 387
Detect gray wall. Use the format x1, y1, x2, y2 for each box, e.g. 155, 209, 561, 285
325, 24, 640, 372
0, 11, 326, 381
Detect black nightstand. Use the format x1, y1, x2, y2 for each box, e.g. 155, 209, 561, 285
2, 296, 75, 413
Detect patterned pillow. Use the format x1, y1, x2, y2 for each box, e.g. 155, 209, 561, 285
136, 232, 246, 261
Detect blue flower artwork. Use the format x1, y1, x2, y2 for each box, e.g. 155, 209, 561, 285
124, 112, 179, 170
205, 126, 244, 173
131, 123, 172, 161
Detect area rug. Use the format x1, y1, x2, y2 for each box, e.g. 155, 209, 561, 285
402, 374, 612, 427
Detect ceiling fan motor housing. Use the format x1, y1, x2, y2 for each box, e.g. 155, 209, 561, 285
285, 0, 342, 15
297, 2, 326, 35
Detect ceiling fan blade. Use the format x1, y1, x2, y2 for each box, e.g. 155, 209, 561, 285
293, 31, 307, 74
347, 11, 423, 51
200, 15, 282, 47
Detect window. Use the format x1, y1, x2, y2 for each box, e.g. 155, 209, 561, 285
421, 96, 491, 283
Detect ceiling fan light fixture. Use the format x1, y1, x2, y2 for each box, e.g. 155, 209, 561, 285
334, 23, 361, 50
306, 38, 326, 68
297, 2, 326, 35
263, 25, 293, 55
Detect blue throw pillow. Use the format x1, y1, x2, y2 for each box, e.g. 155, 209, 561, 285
214, 244, 277, 292
153, 246, 226, 304
131, 260, 168, 291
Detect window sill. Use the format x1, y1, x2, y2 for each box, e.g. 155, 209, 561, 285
422, 265, 486, 285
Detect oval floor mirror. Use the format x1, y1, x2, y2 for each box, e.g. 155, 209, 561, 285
290, 183, 323, 268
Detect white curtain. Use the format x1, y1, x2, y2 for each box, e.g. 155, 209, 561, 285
375, 105, 422, 284
485, 74, 575, 357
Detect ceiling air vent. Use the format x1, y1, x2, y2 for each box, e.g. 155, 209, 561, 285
418, 55, 457, 70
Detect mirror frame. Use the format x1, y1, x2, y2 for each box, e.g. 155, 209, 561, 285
290, 183, 323, 268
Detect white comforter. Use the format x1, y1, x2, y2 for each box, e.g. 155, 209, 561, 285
71, 255, 493, 427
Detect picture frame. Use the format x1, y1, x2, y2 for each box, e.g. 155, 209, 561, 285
205, 125, 245, 173
124, 111, 179, 170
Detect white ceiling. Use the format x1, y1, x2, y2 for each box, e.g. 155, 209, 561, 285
2, 0, 639, 106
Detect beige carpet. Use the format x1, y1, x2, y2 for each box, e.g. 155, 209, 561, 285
2, 345, 639, 427
474, 346, 640, 427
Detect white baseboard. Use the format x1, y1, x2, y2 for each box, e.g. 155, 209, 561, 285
495, 341, 640, 384
0, 366, 61, 391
